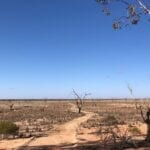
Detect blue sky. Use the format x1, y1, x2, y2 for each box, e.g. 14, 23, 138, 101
0, 0, 149, 99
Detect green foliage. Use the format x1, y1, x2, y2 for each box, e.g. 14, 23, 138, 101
0, 121, 19, 135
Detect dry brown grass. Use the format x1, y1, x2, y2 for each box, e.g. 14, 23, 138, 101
0, 100, 82, 138
0, 99, 150, 149
81, 100, 150, 128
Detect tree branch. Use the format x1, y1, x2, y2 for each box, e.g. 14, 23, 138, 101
136, 0, 150, 14
72, 89, 81, 100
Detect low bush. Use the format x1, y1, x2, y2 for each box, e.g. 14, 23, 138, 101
101, 115, 118, 126
128, 126, 141, 135
0, 121, 19, 135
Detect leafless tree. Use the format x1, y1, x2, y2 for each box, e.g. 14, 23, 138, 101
96, 0, 150, 29
127, 84, 150, 141
72, 89, 91, 114
136, 104, 150, 141
127, 84, 133, 96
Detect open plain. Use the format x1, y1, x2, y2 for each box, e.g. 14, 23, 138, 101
0, 100, 150, 150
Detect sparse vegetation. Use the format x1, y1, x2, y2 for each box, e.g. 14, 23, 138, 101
0, 121, 19, 136
81, 100, 141, 128
1, 99, 150, 149
101, 115, 119, 126
128, 126, 141, 135
0, 100, 83, 138
98, 125, 133, 149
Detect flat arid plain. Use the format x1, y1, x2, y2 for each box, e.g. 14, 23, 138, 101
0, 100, 150, 150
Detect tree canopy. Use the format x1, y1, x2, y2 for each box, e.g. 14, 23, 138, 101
96, 0, 150, 29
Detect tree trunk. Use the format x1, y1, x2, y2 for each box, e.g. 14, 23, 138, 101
78, 107, 81, 114
146, 123, 150, 142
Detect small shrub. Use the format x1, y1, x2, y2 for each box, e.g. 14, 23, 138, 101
101, 115, 118, 126
0, 121, 19, 135
98, 126, 132, 149
128, 126, 141, 135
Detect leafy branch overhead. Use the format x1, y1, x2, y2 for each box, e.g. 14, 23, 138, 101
96, 0, 150, 29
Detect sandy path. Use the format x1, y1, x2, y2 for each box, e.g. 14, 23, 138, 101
0, 103, 94, 149
0, 138, 34, 150
27, 111, 93, 147
27, 103, 94, 146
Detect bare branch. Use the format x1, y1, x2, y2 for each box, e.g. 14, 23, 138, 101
136, 0, 150, 14
72, 89, 91, 113
96, 0, 150, 29
127, 84, 133, 96
72, 89, 82, 100
83, 93, 91, 99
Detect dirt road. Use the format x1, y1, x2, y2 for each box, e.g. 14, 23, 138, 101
27, 111, 93, 147
0, 103, 94, 150
25, 103, 94, 147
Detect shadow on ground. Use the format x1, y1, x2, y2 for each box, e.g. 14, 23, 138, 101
19, 142, 101, 150
18, 140, 150, 150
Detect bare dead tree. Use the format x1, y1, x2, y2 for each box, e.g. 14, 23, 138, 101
127, 84, 133, 97
96, 0, 150, 29
136, 104, 150, 141
72, 89, 91, 114
127, 83, 150, 142
127, 83, 137, 105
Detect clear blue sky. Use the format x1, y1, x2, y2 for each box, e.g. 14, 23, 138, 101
0, 0, 149, 99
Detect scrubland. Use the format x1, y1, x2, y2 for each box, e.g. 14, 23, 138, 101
0, 99, 150, 150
